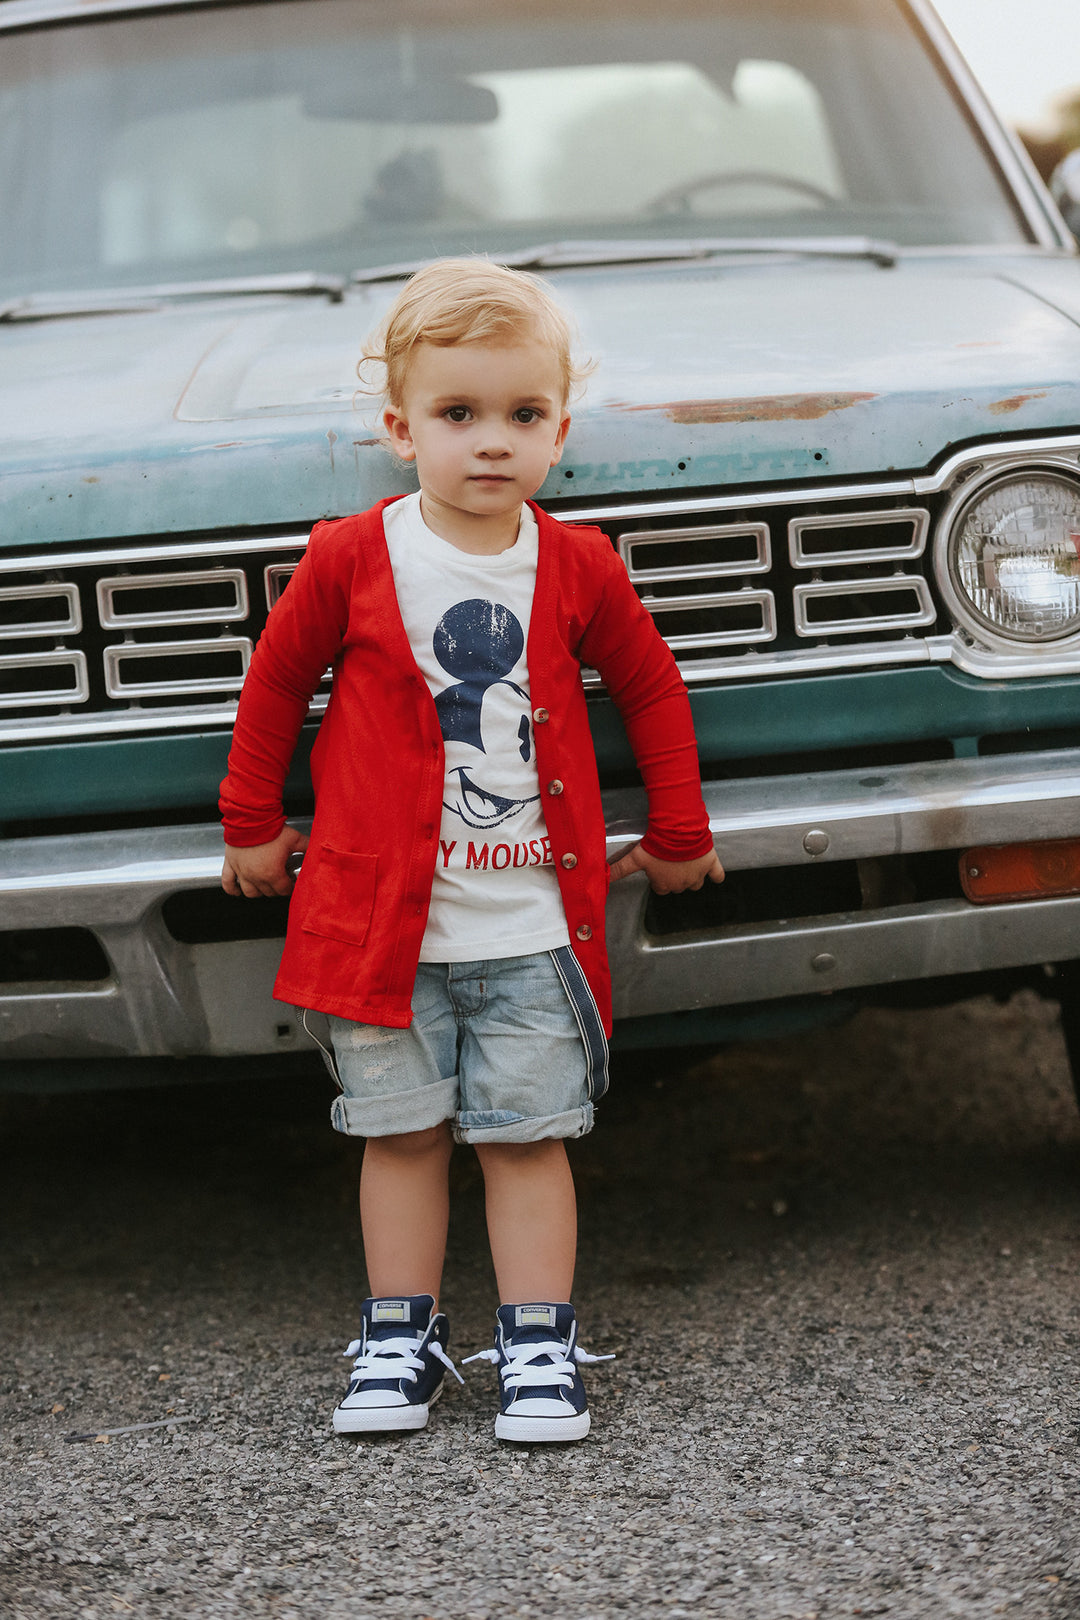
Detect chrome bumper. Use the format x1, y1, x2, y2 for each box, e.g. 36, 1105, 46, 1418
2, 747, 1080, 1058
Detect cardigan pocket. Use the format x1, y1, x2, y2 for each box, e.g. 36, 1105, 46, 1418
300, 845, 377, 948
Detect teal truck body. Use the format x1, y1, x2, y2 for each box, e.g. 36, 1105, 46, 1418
3, 0, 1080, 1077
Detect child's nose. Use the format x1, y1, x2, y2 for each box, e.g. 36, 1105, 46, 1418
476, 423, 512, 457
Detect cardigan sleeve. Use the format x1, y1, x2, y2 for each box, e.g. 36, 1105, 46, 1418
575, 542, 714, 863
219, 519, 354, 847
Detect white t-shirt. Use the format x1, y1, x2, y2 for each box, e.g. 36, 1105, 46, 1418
382, 492, 570, 962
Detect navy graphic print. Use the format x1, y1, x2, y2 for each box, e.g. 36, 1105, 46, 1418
432, 598, 539, 830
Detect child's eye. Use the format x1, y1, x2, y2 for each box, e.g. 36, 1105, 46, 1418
444, 406, 471, 422
513, 407, 542, 424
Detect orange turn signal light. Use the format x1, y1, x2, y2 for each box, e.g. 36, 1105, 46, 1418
960, 837, 1080, 904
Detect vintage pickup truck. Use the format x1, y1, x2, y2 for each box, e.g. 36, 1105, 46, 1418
3, 0, 1080, 1087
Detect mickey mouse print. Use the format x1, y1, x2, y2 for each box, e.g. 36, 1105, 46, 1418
433, 597, 538, 831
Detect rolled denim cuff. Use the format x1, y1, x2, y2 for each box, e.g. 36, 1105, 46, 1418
329, 1074, 458, 1138
453, 1101, 594, 1145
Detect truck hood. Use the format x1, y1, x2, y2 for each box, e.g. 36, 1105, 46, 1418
3, 252, 1080, 544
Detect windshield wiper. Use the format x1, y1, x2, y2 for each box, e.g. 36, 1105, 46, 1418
0, 271, 347, 324
352, 236, 899, 284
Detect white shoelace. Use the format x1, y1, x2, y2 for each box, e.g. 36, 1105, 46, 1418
343, 1334, 463, 1385
464, 1339, 614, 1392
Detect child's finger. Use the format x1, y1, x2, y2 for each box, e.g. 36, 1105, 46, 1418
608, 847, 645, 883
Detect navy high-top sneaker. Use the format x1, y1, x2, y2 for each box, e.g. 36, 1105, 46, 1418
467, 1302, 613, 1443
333, 1294, 462, 1434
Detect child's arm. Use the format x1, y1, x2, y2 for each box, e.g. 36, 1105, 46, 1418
608, 842, 724, 891
219, 522, 351, 895
577, 546, 723, 894
221, 823, 309, 898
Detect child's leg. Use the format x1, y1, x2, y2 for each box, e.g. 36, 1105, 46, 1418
473, 1138, 577, 1303
359, 1120, 454, 1300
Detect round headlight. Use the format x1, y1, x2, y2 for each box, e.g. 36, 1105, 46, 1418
945, 471, 1080, 645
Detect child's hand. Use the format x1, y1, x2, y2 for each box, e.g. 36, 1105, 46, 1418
608, 843, 725, 894
221, 825, 309, 899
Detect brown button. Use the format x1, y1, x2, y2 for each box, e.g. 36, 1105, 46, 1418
547, 779, 564, 796
575, 923, 592, 941
532, 706, 550, 724
561, 852, 578, 869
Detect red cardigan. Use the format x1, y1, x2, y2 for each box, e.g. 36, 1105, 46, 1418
220, 498, 713, 1033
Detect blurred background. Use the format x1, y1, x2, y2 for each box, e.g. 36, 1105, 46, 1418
933, 0, 1080, 179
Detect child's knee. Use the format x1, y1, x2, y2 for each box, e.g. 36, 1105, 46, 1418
474, 1137, 567, 1169
369, 1121, 452, 1158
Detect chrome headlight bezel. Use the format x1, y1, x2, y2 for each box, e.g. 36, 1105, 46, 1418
934, 456, 1080, 657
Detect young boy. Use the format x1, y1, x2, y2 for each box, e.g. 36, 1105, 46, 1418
219, 259, 723, 1443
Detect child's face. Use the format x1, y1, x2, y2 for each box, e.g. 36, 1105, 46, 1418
383, 339, 571, 543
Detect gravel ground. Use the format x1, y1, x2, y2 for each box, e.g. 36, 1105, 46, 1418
2, 989, 1079, 1619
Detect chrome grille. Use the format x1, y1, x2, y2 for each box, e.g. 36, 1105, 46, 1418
610, 500, 940, 682
0, 534, 309, 739
0, 487, 945, 742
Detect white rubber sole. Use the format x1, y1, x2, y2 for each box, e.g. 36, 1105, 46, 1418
495, 1408, 591, 1444
332, 1381, 442, 1434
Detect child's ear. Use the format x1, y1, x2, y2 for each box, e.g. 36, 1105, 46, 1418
383, 404, 416, 462
549, 411, 572, 468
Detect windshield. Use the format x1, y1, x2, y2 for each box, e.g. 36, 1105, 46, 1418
0, 0, 1030, 298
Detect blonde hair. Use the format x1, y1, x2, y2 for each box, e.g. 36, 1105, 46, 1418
360, 257, 591, 408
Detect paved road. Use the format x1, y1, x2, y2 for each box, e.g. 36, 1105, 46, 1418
2, 989, 1079, 1619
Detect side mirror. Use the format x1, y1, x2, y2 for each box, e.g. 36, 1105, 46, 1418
1050, 149, 1080, 241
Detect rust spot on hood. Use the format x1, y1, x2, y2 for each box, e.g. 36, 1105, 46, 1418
614, 392, 876, 424
987, 391, 1048, 415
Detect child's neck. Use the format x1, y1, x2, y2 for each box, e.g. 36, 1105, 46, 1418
418, 494, 522, 556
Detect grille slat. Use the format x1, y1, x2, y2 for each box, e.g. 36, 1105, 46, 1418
97, 568, 249, 628
0, 649, 90, 708
103, 636, 253, 699
789, 508, 929, 567
793, 576, 937, 638
0, 582, 81, 639
640, 589, 777, 649
621, 522, 771, 582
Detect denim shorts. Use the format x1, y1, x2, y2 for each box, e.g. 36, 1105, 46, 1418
307, 948, 608, 1145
